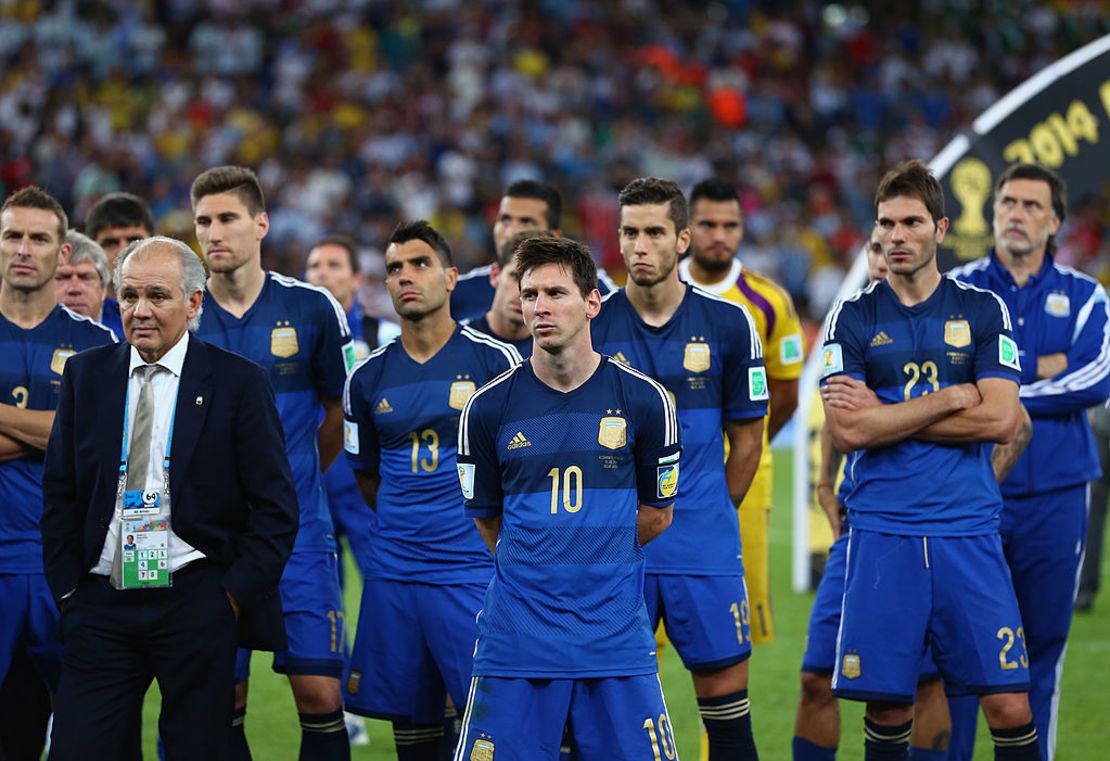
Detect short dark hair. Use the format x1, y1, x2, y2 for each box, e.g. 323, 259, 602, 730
874, 160, 945, 223
618, 177, 688, 232
505, 180, 562, 230
994, 162, 1067, 225
497, 228, 555, 267
190, 166, 266, 216
389, 220, 453, 267
85, 192, 154, 238
514, 236, 597, 298
311, 235, 360, 274
1, 186, 68, 242
689, 178, 741, 214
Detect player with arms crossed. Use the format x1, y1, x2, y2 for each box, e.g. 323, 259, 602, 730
821, 160, 1039, 761
342, 220, 519, 759
592, 178, 768, 760
456, 236, 681, 760
191, 166, 354, 761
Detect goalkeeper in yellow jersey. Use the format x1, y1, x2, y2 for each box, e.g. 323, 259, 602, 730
679, 178, 804, 645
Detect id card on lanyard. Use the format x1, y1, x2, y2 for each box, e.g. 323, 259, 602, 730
113, 388, 177, 590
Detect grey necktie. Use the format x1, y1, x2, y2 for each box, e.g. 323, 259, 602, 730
113, 365, 158, 587
125, 364, 159, 492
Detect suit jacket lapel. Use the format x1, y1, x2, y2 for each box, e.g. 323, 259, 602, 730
97, 343, 130, 518
170, 334, 213, 497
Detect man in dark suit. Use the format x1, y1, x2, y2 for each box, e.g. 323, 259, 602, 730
41, 236, 298, 759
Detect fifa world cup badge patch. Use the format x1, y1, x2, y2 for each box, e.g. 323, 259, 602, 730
271, 323, 299, 357
683, 340, 711, 373
657, 463, 679, 500
821, 344, 843, 377
841, 653, 861, 679
598, 415, 627, 450
343, 420, 360, 455
457, 463, 476, 500
998, 335, 1021, 371
470, 738, 495, 761
50, 348, 76, 375
944, 320, 971, 348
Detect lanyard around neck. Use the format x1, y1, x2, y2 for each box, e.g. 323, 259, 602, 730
118, 367, 179, 477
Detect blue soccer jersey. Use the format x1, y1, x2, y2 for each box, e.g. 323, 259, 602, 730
0, 306, 116, 572
343, 325, 520, 583
197, 272, 353, 552
457, 357, 681, 677
461, 313, 533, 358
821, 277, 1021, 534
591, 285, 768, 576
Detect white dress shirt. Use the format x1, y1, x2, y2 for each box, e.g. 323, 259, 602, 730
92, 331, 205, 575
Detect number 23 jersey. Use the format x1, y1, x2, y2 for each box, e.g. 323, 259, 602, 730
821, 277, 1021, 534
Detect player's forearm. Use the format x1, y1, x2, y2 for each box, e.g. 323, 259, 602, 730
817, 424, 844, 537
915, 380, 1021, 445
0, 431, 32, 462
824, 387, 969, 452
991, 405, 1032, 483
724, 417, 764, 505
317, 397, 344, 471
0, 404, 54, 450
637, 503, 673, 545
473, 516, 501, 554
766, 378, 798, 440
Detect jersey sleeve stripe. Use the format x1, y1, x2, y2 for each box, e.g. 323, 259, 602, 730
690, 287, 763, 359
949, 278, 1013, 331
459, 325, 524, 365
341, 340, 394, 415
457, 364, 519, 456
737, 273, 777, 336
60, 305, 119, 342
1021, 302, 1110, 397
1071, 282, 1106, 344
269, 272, 352, 339
608, 357, 678, 446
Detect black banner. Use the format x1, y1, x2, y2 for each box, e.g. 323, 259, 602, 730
934, 34, 1110, 271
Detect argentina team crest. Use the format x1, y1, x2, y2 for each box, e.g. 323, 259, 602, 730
943, 320, 971, 348
271, 323, 299, 357
598, 414, 627, 450
470, 738, 494, 761
449, 376, 476, 410
683, 339, 711, 373
841, 653, 861, 679
50, 348, 76, 375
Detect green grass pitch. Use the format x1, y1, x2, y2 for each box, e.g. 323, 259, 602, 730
138, 450, 1110, 759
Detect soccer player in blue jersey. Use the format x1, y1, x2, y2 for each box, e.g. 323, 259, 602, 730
462, 229, 554, 358
456, 235, 681, 760
343, 220, 520, 760
821, 160, 1040, 761
191, 166, 353, 761
85, 192, 155, 338
947, 163, 1110, 761
591, 177, 768, 760
795, 233, 957, 761
0, 187, 116, 739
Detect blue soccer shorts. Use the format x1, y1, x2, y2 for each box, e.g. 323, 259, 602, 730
454, 674, 677, 761
832, 529, 1029, 703
344, 578, 485, 723
235, 550, 346, 682
0, 573, 62, 691
803, 530, 939, 681
643, 572, 751, 672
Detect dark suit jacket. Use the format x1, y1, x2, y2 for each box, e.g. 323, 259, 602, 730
41, 333, 298, 650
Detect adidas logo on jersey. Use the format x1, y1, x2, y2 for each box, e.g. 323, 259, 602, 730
507, 432, 532, 450
375, 398, 394, 414
869, 331, 894, 347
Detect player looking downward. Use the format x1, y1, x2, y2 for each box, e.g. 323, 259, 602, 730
342, 220, 519, 760
456, 236, 680, 759
821, 160, 1039, 761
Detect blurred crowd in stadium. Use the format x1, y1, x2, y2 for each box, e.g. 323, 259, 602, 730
1, 0, 1108, 332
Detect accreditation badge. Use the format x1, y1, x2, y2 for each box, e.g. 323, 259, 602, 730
449, 380, 476, 410
271, 325, 299, 357
683, 341, 711, 373
597, 416, 627, 450
118, 493, 172, 590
